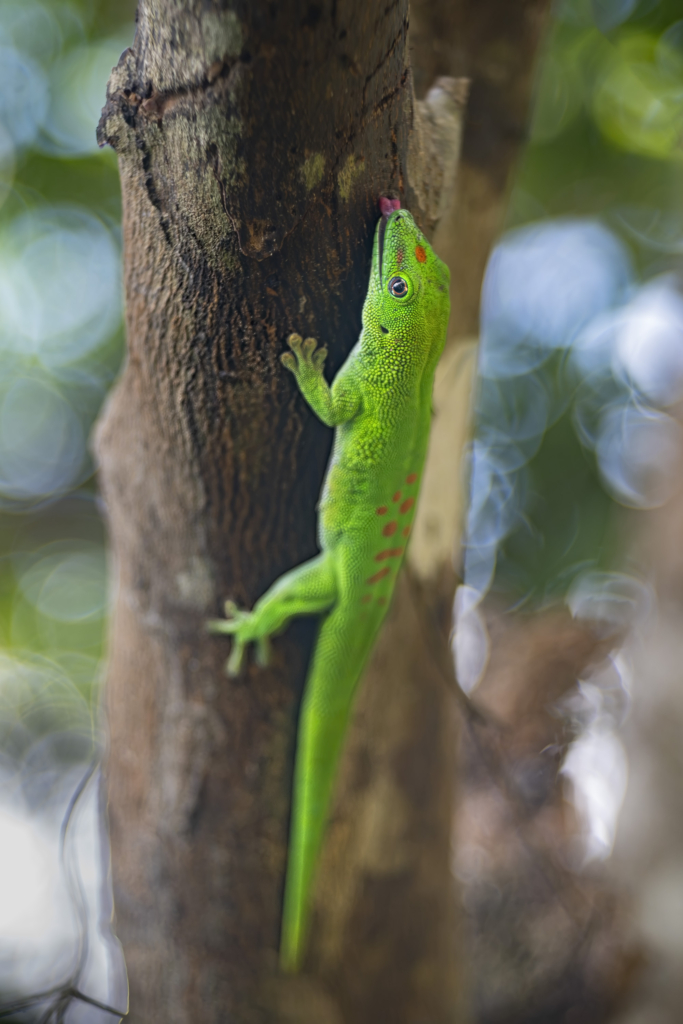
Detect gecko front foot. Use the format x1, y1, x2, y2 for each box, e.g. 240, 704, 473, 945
281, 333, 327, 378
207, 600, 271, 676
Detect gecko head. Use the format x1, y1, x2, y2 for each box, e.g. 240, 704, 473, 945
365, 204, 450, 360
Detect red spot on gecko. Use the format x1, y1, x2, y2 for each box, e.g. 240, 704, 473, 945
377, 597, 387, 606
402, 525, 411, 537
382, 521, 398, 537
400, 497, 414, 514
361, 594, 372, 604
396, 248, 404, 265
406, 473, 418, 484
367, 567, 391, 585
415, 245, 427, 263
393, 491, 401, 502
376, 506, 388, 515
374, 547, 404, 561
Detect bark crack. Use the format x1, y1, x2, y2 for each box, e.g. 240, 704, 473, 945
98, 51, 249, 147
361, 15, 409, 110
137, 54, 247, 124
137, 138, 173, 248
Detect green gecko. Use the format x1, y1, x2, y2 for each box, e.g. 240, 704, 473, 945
208, 198, 450, 972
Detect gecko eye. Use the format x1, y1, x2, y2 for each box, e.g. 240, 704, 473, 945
388, 276, 408, 298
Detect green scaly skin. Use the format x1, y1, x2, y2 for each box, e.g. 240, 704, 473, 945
208, 206, 450, 972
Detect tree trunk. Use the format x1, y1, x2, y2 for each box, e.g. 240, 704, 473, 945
97, 2, 459, 1021
96, 1, 551, 1021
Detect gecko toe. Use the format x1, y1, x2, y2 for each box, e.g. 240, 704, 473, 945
312, 347, 327, 369
206, 618, 239, 635
227, 640, 246, 677
256, 636, 271, 667
209, 600, 250, 639
224, 599, 250, 621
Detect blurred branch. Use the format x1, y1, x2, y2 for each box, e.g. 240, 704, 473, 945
411, 0, 553, 343
409, 0, 553, 579
457, 606, 639, 1023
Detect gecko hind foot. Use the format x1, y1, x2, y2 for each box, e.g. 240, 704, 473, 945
224, 634, 270, 677
207, 600, 272, 676
206, 599, 246, 636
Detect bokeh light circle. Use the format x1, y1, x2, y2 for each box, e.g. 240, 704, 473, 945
595, 402, 682, 508
480, 218, 633, 378
0, 45, 49, 149
0, 376, 86, 504
0, 205, 121, 367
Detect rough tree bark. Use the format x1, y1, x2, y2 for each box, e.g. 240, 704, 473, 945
96, 1, 551, 1022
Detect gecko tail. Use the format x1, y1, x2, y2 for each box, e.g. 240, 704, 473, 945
279, 697, 351, 972
279, 612, 377, 973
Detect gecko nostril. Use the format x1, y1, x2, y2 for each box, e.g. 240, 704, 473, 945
380, 325, 389, 334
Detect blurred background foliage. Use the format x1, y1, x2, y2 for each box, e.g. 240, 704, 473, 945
466, 0, 683, 612
0, 0, 682, 1014
0, 0, 134, 678
0, 0, 135, 1013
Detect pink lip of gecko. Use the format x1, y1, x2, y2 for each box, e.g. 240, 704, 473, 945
378, 196, 401, 216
